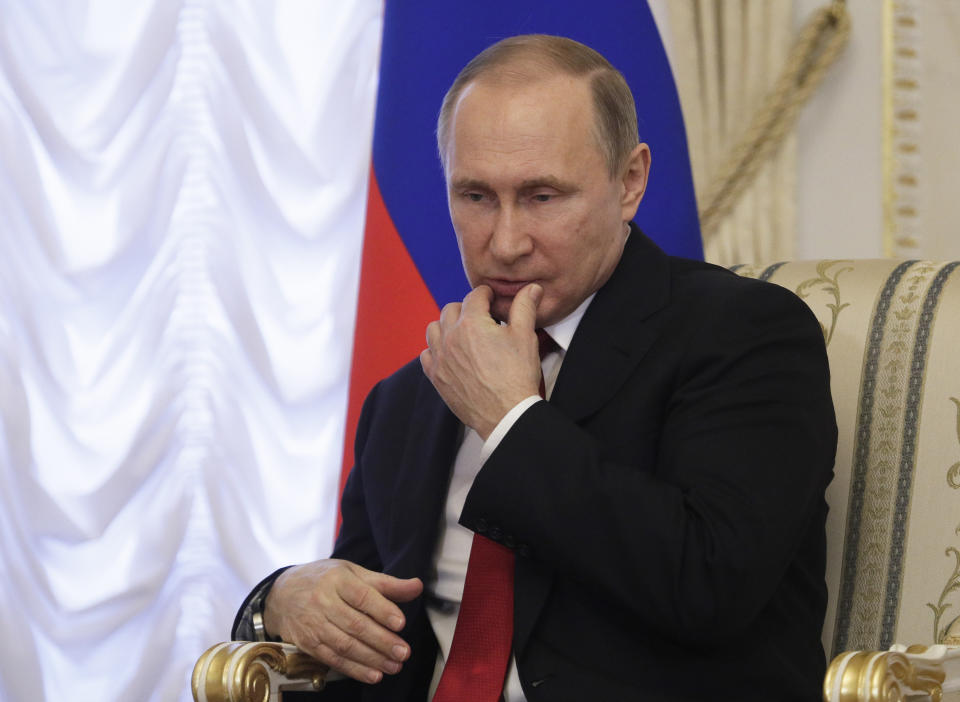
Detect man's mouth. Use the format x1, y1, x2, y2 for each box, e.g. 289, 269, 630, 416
486, 279, 536, 297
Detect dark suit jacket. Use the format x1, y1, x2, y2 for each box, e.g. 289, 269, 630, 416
242, 226, 837, 701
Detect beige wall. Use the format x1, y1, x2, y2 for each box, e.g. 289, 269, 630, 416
794, 0, 884, 260
654, 0, 960, 262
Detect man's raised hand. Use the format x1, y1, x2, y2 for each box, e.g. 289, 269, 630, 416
420, 283, 544, 439
262, 559, 423, 684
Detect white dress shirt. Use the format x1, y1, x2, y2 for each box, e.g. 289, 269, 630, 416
425, 294, 595, 701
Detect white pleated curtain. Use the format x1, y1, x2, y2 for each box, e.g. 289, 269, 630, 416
0, 2, 382, 700
668, 0, 796, 265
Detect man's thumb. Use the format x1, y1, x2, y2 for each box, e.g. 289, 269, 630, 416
508, 283, 543, 328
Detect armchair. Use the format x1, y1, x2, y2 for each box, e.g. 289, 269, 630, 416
193, 258, 960, 702
734, 258, 960, 701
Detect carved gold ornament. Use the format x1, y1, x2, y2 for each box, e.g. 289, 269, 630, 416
824, 645, 952, 702
192, 641, 327, 702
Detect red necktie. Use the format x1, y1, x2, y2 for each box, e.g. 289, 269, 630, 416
433, 331, 557, 702
535, 329, 558, 398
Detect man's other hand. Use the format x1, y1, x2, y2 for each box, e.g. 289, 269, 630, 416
421, 283, 543, 439
262, 559, 423, 684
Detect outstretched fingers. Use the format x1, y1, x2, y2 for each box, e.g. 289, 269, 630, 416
304, 602, 409, 683
266, 560, 422, 685
308, 570, 420, 680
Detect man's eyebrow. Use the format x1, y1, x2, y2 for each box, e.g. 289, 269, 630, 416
450, 178, 491, 192
517, 176, 576, 192
449, 175, 577, 192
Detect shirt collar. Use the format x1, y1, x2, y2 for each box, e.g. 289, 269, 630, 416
542, 292, 596, 353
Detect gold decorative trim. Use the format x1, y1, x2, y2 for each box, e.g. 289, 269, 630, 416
841, 262, 940, 650
192, 641, 327, 702
925, 401, 960, 646
948, 398, 960, 495
795, 260, 853, 347
882, 0, 923, 258
824, 646, 950, 701
928, 548, 960, 644
882, 0, 894, 256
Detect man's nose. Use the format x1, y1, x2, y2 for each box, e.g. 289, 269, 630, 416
489, 206, 533, 263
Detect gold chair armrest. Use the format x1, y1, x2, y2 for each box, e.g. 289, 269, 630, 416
192, 641, 328, 702
824, 644, 960, 701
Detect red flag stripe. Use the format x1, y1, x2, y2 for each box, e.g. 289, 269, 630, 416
338, 167, 440, 530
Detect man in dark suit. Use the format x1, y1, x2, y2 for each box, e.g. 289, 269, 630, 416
234, 35, 837, 701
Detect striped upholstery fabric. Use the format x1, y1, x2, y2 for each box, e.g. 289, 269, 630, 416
734, 259, 960, 659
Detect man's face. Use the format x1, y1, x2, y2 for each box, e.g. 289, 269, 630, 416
443, 73, 645, 326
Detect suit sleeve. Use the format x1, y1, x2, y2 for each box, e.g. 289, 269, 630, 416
331, 381, 384, 569
460, 280, 837, 644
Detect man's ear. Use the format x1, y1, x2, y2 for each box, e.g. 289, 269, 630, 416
619, 143, 651, 222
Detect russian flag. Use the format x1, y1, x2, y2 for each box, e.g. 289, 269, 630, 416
340, 2, 702, 508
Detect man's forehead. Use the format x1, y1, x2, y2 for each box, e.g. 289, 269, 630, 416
445, 75, 602, 175
451, 75, 594, 143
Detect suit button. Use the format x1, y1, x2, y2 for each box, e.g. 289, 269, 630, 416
504, 534, 516, 548
475, 518, 488, 534
489, 526, 503, 541
517, 544, 531, 558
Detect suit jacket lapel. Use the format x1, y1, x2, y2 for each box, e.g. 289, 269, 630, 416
514, 226, 672, 656
550, 226, 672, 421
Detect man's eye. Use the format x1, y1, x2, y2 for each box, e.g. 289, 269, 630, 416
465, 192, 485, 202
532, 193, 553, 203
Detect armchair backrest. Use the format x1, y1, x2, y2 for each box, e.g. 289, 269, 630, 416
735, 259, 960, 658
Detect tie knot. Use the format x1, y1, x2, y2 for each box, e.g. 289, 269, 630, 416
536, 329, 559, 360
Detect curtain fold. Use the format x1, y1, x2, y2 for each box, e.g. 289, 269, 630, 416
668, 0, 796, 265
0, 2, 382, 700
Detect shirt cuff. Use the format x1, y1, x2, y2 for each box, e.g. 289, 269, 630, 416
480, 396, 542, 463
